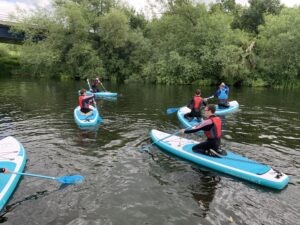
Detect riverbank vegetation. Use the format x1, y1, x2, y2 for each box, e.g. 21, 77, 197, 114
2, 0, 299, 87
0, 44, 20, 76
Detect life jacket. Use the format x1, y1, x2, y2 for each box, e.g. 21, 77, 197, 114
218, 88, 228, 100
193, 95, 202, 110
79, 95, 89, 109
204, 116, 222, 139
79, 96, 84, 108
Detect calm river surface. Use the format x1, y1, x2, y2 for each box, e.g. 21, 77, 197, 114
0, 77, 299, 225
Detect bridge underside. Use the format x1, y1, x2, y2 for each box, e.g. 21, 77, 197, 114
0, 24, 24, 44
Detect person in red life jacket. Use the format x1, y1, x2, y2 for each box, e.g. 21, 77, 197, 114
91, 77, 101, 93
184, 89, 207, 122
78, 88, 95, 113
180, 104, 227, 156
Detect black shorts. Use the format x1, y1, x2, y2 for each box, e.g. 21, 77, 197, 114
80, 108, 91, 114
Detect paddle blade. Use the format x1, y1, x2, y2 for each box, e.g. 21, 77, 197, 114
166, 108, 179, 115
56, 175, 84, 184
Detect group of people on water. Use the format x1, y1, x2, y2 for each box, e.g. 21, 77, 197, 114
184, 82, 230, 122
78, 80, 230, 158
182, 82, 230, 157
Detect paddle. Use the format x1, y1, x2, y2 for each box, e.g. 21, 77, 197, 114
86, 79, 97, 106
5, 170, 84, 184
204, 95, 214, 101
86, 78, 93, 92
99, 81, 108, 92
166, 107, 179, 115
141, 130, 181, 152
166, 96, 215, 115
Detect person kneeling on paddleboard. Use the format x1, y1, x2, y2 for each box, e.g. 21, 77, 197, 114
180, 104, 226, 156
79, 88, 95, 114
184, 89, 207, 122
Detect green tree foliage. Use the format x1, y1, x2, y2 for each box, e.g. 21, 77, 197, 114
0, 44, 20, 76
11, 1, 104, 78
256, 8, 300, 87
143, 1, 252, 85
234, 0, 283, 33
5, 0, 299, 87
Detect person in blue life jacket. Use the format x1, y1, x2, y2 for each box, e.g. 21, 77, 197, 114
205, 82, 230, 108
184, 89, 207, 122
180, 104, 227, 156
79, 88, 95, 113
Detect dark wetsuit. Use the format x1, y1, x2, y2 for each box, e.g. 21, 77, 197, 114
184, 115, 226, 155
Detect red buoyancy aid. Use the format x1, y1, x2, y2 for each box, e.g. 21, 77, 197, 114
204, 116, 222, 139
193, 95, 202, 110
79, 96, 84, 108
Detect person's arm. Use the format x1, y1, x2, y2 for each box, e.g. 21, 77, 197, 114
184, 119, 213, 133
214, 89, 220, 98
83, 95, 94, 103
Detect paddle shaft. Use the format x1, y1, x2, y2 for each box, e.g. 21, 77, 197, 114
6, 170, 84, 184
100, 81, 107, 92
86, 78, 92, 92
8, 171, 56, 180
152, 130, 180, 145
143, 130, 180, 151
86, 79, 97, 106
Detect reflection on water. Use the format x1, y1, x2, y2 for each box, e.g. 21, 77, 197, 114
188, 167, 220, 217
0, 77, 299, 225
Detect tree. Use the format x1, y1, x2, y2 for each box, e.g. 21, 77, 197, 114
256, 8, 300, 87
236, 0, 283, 33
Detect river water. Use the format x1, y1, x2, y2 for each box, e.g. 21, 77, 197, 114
0, 77, 299, 225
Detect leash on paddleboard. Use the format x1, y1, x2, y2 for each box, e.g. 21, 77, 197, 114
142, 126, 197, 152
0, 190, 49, 219
141, 130, 181, 152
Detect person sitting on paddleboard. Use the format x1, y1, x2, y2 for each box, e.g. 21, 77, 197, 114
91, 77, 101, 93
184, 89, 207, 122
79, 88, 95, 113
180, 104, 226, 156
